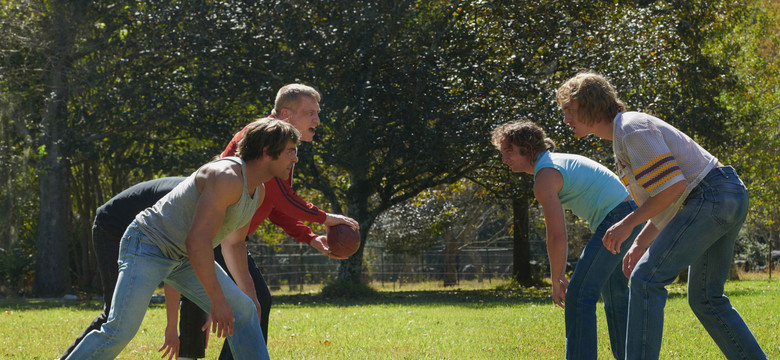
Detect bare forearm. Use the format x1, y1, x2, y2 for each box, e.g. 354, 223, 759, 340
222, 241, 256, 297
187, 238, 225, 302
622, 181, 686, 229
547, 234, 568, 279
634, 222, 660, 249
163, 284, 180, 329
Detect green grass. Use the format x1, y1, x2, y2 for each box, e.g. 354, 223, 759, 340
2, 279, 779, 359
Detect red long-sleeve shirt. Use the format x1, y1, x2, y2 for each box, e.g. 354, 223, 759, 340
220, 126, 327, 244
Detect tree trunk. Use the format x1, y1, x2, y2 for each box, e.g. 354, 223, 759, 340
338, 235, 366, 283
33, 7, 74, 297
34, 152, 71, 296
337, 182, 370, 283
512, 194, 533, 285
442, 234, 459, 287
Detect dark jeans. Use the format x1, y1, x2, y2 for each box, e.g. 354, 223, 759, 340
60, 222, 120, 360
179, 242, 272, 360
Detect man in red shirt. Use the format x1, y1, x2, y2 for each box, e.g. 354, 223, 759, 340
164, 84, 358, 360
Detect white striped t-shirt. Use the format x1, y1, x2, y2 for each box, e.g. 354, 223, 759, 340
612, 112, 718, 229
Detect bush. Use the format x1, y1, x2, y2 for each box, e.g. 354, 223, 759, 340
320, 280, 379, 300
0, 245, 35, 297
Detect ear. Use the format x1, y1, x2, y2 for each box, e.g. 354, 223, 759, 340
278, 108, 291, 119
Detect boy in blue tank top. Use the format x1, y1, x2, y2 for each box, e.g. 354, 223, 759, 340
491, 120, 644, 359
65, 118, 300, 360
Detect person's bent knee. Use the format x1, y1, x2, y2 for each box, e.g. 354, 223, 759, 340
94, 321, 137, 351
231, 295, 258, 322
567, 280, 601, 306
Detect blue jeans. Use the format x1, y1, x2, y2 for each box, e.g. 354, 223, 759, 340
65, 222, 269, 360
626, 167, 766, 360
566, 200, 642, 360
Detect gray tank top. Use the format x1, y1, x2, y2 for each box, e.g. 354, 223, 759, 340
134, 157, 260, 260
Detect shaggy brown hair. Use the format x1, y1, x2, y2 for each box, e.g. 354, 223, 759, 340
236, 118, 300, 161
556, 72, 626, 125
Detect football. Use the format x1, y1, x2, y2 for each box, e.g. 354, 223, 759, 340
326, 224, 361, 258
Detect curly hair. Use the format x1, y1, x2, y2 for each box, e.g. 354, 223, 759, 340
490, 120, 555, 157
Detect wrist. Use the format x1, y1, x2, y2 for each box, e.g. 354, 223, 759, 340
632, 237, 650, 250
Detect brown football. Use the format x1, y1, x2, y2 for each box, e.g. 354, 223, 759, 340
326, 224, 361, 258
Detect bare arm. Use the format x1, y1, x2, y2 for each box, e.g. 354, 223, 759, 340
185, 165, 246, 338
603, 180, 686, 254
159, 284, 180, 360
220, 225, 255, 296
534, 168, 568, 308
220, 225, 262, 321
622, 222, 661, 278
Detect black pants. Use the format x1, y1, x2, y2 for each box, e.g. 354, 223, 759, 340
179, 242, 272, 360
60, 222, 120, 360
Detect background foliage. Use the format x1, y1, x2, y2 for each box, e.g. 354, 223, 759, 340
0, 0, 778, 296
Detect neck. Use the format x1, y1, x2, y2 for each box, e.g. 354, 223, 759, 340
593, 118, 614, 141
244, 158, 273, 189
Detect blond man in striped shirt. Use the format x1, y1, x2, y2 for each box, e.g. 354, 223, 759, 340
556, 72, 767, 360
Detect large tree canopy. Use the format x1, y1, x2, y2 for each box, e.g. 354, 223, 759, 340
0, 0, 774, 294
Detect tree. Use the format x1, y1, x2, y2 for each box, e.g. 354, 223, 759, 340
372, 180, 513, 287
0, 1, 280, 295
1, 0, 768, 295
708, 0, 780, 274
263, 1, 505, 284
0, 1, 97, 296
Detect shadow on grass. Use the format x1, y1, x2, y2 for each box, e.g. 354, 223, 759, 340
2, 280, 774, 311
0, 287, 552, 311
274, 287, 552, 308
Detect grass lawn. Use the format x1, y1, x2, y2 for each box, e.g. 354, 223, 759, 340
1, 278, 778, 359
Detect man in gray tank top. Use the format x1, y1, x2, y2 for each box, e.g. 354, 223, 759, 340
65, 118, 300, 360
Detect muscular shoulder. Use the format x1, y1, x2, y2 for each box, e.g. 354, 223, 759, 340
195, 161, 245, 204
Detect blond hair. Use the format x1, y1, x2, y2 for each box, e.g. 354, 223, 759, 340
271, 84, 321, 116
556, 72, 626, 125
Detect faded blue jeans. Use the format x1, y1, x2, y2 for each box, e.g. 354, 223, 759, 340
566, 200, 642, 360
65, 221, 269, 360
626, 166, 767, 359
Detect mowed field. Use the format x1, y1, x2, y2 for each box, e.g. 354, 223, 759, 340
1, 279, 778, 359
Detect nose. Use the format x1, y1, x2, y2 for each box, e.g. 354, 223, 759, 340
291, 151, 299, 163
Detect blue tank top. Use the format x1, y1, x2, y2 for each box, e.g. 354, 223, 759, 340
534, 152, 627, 232
135, 157, 260, 260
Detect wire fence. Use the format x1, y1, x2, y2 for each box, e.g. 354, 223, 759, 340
246, 242, 542, 292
